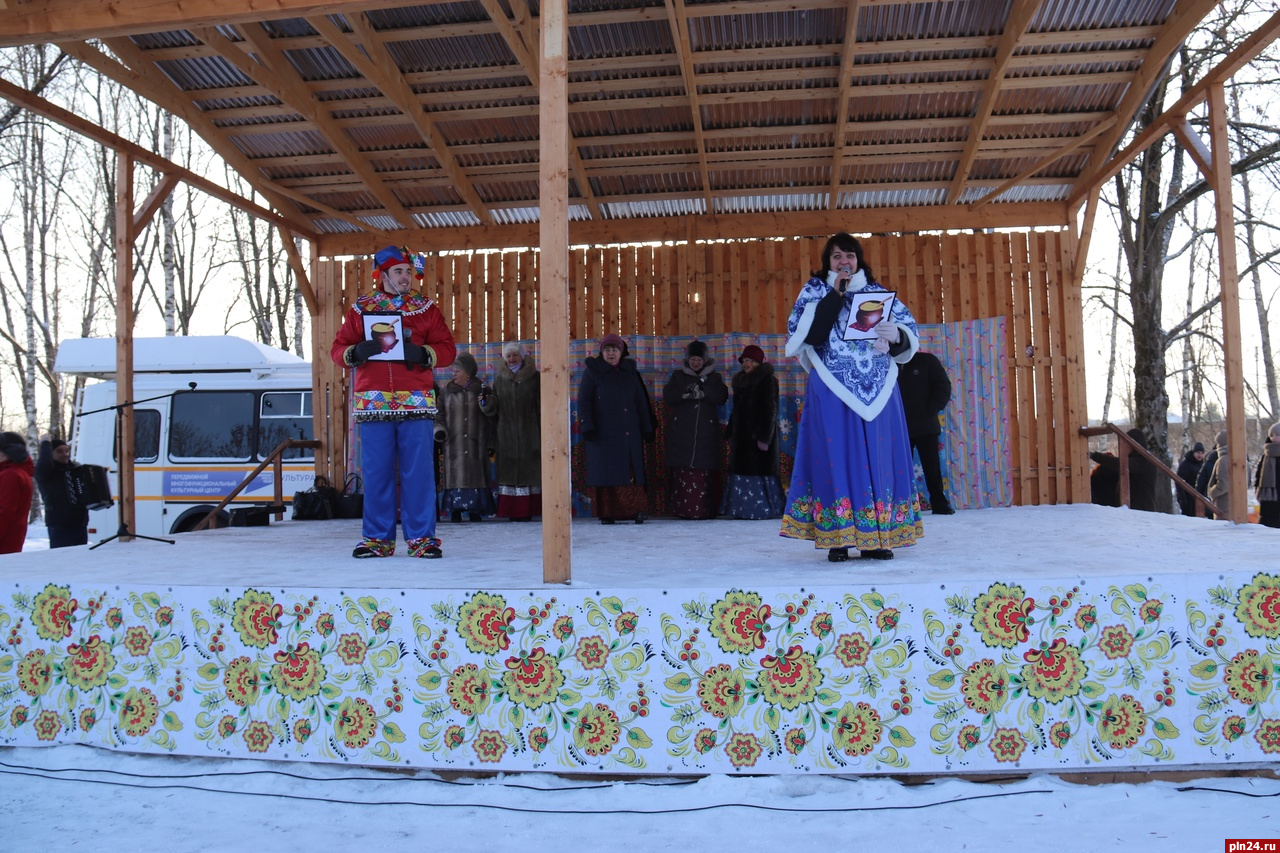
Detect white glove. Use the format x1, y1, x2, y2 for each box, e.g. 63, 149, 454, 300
875, 322, 901, 344
872, 338, 890, 354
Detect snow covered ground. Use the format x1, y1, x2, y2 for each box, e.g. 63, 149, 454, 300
2, 505, 1277, 850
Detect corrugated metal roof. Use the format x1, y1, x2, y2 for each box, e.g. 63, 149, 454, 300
73, 0, 1214, 239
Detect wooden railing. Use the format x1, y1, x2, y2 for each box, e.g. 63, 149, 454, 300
192, 439, 323, 531
1078, 425, 1222, 517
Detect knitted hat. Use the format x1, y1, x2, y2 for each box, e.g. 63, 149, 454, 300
1126, 428, 1147, 450
50, 438, 68, 451
0, 431, 28, 464
600, 333, 627, 353
374, 245, 412, 277
1192, 441, 1205, 453
685, 340, 708, 360
1270, 422, 1280, 439
739, 344, 765, 364
455, 352, 478, 378
502, 342, 524, 358
1216, 429, 1228, 449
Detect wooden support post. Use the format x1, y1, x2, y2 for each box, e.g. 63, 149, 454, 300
115, 151, 136, 540
1208, 83, 1247, 523
540, 0, 572, 584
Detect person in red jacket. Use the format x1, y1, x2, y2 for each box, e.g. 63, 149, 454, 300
0, 431, 35, 555
331, 246, 457, 559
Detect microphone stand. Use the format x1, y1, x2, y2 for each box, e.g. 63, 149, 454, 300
82, 383, 197, 549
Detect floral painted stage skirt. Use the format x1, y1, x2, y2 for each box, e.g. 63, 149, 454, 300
720, 474, 785, 519
780, 371, 923, 551
667, 467, 720, 519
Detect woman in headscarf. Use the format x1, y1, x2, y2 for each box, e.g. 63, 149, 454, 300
480, 342, 542, 521
721, 344, 785, 519
578, 333, 654, 524
434, 351, 495, 522
781, 232, 923, 561
662, 339, 728, 519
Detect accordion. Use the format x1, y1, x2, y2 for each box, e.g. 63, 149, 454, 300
68, 464, 115, 511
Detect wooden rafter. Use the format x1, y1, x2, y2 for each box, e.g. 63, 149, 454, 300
967, 116, 1116, 210
664, 0, 714, 213
193, 22, 415, 229
1065, 0, 1222, 202
827, 0, 862, 210
132, 173, 180, 233
279, 230, 318, 315
76, 38, 365, 234
0, 75, 313, 239
946, 0, 1043, 204
474, 0, 602, 220
306, 13, 495, 226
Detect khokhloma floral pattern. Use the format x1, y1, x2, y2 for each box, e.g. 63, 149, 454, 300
2, 572, 1278, 774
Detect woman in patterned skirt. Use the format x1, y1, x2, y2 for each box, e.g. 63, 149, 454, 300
721, 344, 785, 519
662, 340, 728, 518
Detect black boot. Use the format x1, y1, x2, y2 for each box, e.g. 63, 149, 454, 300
827, 547, 849, 562
859, 549, 895, 560
931, 500, 955, 515
450, 510, 463, 523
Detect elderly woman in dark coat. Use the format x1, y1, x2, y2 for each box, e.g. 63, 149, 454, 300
721, 344, 785, 519
578, 333, 654, 524
434, 352, 495, 521
480, 342, 541, 521
662, 340, 728, 519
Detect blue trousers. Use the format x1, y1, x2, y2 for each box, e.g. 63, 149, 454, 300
358, 418, 437, 542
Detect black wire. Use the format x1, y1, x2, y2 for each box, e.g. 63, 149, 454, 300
1174, 785, 1280, 798
0, 757, 694, 793
0, 767, 1052, 815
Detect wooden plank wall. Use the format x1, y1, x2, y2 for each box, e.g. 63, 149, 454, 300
315, 231, 1085, 506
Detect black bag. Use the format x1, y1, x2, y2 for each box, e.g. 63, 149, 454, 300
335, 474, 364, 519
230, 506, 271, 527
292, 476, 339, 520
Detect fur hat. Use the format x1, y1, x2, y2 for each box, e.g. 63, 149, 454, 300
1192, 441, 1205, 453
0, 431, 28, 464
599, 333, 627, 354
738, 344, 766, 364
374, 245, 412, 277
454, 352, 478, 378
502, 342, 524, 359
685, 340, 708, 360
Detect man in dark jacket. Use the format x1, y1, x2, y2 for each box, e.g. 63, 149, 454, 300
35, 433, 88, 548
1175, 441, 1206, 517
1090, 428, 1157, 512
896, 350, 954, 514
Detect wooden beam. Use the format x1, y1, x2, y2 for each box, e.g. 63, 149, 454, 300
115, 151, 136, 541
1067, 186, 1099, 504
307, 12, 496, 226
0, 74, 317, 239
473, 0, 602, 219
0, 0, 435, 47
1065, 0, 1222, 203
540, 0, 572, 584
317, 201, 1070, 255
946, 0, 1043, 204
131, 173, 180, 233
827, 0, 862, 210
195, 22, 415, 228
1170, 116, 1215, 182
80, 38, 356, 233
280, 229, 318, 316
665, 0, 715, 213
967, 116, 1116, 209
1208, 83, 1247, 524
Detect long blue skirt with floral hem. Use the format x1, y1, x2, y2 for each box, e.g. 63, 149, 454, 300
780, 371, 923, 551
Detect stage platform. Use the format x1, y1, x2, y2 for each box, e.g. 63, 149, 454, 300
1, 506, 1276, 778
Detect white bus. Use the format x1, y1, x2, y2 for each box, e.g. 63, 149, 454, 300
56, 336, 319, 539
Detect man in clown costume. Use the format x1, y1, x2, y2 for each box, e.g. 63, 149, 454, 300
331, 246, 457, 558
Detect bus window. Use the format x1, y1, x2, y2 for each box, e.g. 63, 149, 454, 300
113, 409, 161, 463
169, 391, 254, 461
258, 391, 314, 460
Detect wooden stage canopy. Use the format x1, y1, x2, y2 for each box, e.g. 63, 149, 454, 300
3, 0, 1279, 580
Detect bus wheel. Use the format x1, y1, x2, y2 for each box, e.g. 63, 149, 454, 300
170, 507, 229, 534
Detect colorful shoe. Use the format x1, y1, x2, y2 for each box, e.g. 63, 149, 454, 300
408, 536, 443, 559
353, 538, 394, 559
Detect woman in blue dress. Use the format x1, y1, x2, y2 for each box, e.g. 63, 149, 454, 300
780, 232, 924, 562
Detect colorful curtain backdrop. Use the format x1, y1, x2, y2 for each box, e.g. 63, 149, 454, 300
351, 321, 1010, 517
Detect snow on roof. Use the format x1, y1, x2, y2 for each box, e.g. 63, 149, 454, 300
54, 336, 308, 378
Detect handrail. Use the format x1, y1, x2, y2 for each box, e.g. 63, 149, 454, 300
1078, 424, 1223, 518
192, 439, 323, 531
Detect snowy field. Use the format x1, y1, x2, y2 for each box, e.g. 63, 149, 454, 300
2, 506, 1277, 850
